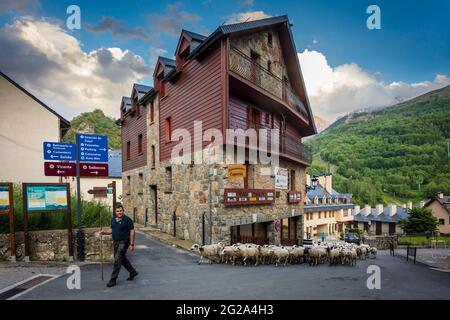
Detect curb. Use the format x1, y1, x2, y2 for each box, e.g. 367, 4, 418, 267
137, 230, 199, 257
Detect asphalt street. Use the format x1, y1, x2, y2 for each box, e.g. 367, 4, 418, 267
16, 232, 450, 300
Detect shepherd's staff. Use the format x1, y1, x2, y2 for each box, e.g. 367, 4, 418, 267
100, 211, 104, 281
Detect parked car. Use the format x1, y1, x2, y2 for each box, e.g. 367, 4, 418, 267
345, 232, 361, 245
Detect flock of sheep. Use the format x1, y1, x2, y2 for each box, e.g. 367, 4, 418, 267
190, 240, 377, 267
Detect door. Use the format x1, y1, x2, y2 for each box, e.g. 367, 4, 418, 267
375, 221, 382, 235
389, 223, 396, 234
150, 185, 158, 224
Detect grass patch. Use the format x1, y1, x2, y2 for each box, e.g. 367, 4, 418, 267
398, 235, 450, 246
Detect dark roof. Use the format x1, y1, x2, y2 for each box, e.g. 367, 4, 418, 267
425, 194, 450, 214
133, 84, 152, 94
138, 87, 157, 105
352, 207, 408, 224
108, 150, 122, 178
220, 15, 289, 34
184, 30, 208, 42
305, 183, 353, 210
159, 57, 176, 68
0, 70, 70, 127
121, 96, 132, 112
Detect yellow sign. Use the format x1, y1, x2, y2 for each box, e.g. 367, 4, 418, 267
227, 165, 246, 180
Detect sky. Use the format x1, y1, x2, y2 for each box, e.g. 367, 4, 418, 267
0, 0, 449, 122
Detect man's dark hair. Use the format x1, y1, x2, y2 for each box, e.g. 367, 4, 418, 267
115, 203, 124, 211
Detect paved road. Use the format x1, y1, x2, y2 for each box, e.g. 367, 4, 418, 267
16, 232, 450, 300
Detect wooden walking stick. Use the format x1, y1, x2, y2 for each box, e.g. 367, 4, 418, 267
100, 212, 104, 281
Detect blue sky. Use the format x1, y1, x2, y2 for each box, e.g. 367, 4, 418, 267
0, 0, 448, 121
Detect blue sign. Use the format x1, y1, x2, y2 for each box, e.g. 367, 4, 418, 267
76, 134, 108, 162
43, 142, 76, 161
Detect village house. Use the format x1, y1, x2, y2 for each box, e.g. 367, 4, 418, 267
351, 203, 408, 235
0, 71, 70, 183
120, 16, 317, 245
304, 173, 354, 239
424, 192, 450, 234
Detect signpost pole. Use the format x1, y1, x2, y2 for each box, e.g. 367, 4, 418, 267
112, 181, 117, 211
66, 183, 74, 262
75, 134, 85, 261
8, 183, 16, 263
22, 183, 30, 262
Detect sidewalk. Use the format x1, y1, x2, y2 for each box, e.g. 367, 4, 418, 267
395, 248, 450, 270
138, 226, 195, 253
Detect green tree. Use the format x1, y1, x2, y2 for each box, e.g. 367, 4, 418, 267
401, 207, 439, 234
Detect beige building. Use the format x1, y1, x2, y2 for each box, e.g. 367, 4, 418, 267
0, 71, 69, 183
304, 173, 354, 239
351, 204, 408, 235
425, 192, 450, 234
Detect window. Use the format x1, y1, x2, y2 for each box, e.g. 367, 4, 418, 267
267, 60, 272, 73
165, 167, 173, 192
165, 117, 172, 141
151, 145, 156, 168
439, 219, 445, 225
267, 33, 273, 47
126, 176, 131, 195
161, 81, 168, 98
290, 170, 296, 191
139, 173, 144, 194
138, 134, 143, 155
150, 101, 154, 123
136, 104, 141, 117
126, 141, 131, 160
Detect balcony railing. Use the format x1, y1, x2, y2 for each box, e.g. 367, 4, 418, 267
228, 114, 312, 164
229, 46, 309, 120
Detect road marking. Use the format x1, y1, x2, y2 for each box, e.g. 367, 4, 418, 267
0, 274, 61, 300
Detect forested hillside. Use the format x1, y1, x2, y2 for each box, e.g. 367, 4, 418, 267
307, 85, 450, 206
63, 109, 121, 149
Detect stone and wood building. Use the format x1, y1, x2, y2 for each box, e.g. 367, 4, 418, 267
424, 192, 450, 234
304, 173, 354, 239
120, 16, 317, 245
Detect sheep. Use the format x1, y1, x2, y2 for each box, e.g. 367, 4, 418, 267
273, 247, 290, 267
289, 246, 306, 264
239, 245, 261, 266
259, 245, 275, 265
369, 247, 377, 258
326, 247, 341, 266
307, 247, 325, 266
190, 243, 222, 264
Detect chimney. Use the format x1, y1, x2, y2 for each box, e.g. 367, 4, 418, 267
437, 192, 444, 199
364, 205, 372, 216
419, 201, 425, 208
324, 174, 333, 194
354, 205, 360, 214
407, 202, 412, 210
389, 204, 397, 216
402, 203, 406, 208
376, 204, 384, 215
306, 173, 311, 187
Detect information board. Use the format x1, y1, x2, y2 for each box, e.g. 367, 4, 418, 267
26, 185, 68, 212
275, 167, 289, 189
0, 185, 10, 212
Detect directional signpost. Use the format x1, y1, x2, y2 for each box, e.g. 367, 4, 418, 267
75, 133, 108, 261
43, 142, 76, 161
44, 162, 76, 176
42, 134, 109, 261
80, 163, 109, 177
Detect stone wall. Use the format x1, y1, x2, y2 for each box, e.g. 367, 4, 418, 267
0, 228, 114, 262
362, 235, 398, 250
153, 158, 307, 245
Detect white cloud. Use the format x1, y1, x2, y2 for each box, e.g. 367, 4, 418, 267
224, 11, 272, 24
0, 17, 152, 119
298, 49, 450, 121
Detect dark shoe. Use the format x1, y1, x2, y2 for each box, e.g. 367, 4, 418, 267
127, 271, 138, 281
106, 280, 116, 287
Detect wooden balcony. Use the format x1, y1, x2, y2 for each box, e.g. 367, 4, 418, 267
228, 46, 309, 121
227, 114, 312, 165
224, 188, 275, 206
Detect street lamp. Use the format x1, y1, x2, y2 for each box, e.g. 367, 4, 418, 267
306, 175, 319, 191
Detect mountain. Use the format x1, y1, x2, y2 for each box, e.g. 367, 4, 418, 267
63, 109, 121, 149
313, 115, 331, 133
307, 85, 450, 206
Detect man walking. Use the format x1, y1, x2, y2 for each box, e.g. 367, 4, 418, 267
100, 204, 138, 287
